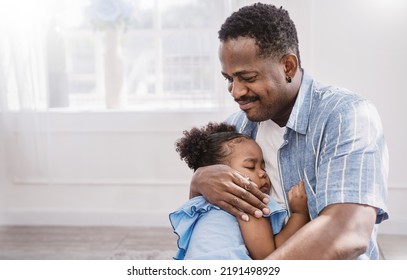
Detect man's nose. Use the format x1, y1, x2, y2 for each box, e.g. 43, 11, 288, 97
229, 80, 248, 100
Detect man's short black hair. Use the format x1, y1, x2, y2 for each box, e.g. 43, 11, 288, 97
218, 2, 301, 66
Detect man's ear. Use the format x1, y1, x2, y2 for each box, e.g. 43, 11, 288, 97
281, 53, 299, 78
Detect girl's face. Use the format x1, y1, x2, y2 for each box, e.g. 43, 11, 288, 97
227, 138, 271, 194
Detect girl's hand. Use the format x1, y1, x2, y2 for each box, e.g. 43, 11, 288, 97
287, 180, 308, 215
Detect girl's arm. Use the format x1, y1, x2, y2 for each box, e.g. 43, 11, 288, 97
238, 214, 276, 260
275, 181, 310, 247
239, 181, 309, 259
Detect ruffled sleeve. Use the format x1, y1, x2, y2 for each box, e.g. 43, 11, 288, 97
169, 196, 221, 260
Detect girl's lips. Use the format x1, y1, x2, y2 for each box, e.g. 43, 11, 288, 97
260, 182, 270, 194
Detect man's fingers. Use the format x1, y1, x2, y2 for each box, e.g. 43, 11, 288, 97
233, 172, 269, 204
233, 172, 270, 216
220, 191, 265, 219
228, 194, 265, 218
241, 180, 269, 203
218, 200, 250, 221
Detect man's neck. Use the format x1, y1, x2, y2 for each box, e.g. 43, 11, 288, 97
272, 69, 303, 127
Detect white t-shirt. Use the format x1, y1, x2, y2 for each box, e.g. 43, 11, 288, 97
255, 120, 287, 208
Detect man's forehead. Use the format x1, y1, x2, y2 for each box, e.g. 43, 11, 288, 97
219, 41, 267, 75
219, 37, 258, 52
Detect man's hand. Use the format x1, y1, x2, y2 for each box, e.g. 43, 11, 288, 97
190, 164, 270, 221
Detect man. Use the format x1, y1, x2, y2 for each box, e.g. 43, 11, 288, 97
189, 3, 389, 259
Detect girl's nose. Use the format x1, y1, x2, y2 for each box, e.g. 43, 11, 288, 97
259, 170, 267, 178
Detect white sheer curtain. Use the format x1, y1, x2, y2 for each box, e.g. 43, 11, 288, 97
0, 0, 52, 184
0, 0, 263, 185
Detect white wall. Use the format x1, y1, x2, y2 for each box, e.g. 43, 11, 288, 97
0, 125, 8, 222
0, 111, 235, 227
0, 0, 406, 235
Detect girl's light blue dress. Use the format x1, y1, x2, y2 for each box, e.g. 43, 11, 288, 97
169, 194, 287, 260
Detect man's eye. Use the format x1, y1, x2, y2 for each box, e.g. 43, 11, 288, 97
242, 76, 257, 82
224, 76, 233, 83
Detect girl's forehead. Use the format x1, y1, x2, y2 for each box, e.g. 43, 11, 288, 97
228, 137, 254, 146
231, 138, 262, 154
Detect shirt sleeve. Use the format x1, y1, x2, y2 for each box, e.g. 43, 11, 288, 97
315, 99, 389, 223
263, 194, 288, 234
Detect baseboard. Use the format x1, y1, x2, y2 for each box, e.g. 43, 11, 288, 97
378, 186, 407, 235
378, 219, 407, 235
1, 208, 406, 235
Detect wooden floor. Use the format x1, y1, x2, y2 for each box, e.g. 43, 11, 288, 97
0, 226, 405, 260
0, 226, 178, 260
377, 234, 407, 260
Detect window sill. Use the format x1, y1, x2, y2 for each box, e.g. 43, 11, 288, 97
5, 108, 237, 132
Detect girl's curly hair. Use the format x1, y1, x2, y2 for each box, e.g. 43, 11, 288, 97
175, 122, 250, 171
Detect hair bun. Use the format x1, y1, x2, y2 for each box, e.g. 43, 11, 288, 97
175, 122, 237, 170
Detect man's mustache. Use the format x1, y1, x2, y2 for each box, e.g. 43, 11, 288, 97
234, 96, 259, 103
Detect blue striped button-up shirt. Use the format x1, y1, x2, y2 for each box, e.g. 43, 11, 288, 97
226, 70, 389, 259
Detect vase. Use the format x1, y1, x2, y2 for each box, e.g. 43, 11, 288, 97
102, 27, 124, 109
46, 23, 69, 108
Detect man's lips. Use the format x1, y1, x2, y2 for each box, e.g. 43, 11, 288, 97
235, 97, 259, 111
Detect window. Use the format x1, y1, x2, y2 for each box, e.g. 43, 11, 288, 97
8, 0, 236, 111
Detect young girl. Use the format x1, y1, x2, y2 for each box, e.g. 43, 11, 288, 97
169, 122, 309, 260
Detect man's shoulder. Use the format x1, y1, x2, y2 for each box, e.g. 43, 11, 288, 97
290, 72, 370, 131
307, 81, 384, 138
310, 81, 371, 117
313, 81, 364, 104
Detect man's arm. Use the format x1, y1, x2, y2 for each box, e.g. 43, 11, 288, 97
190, 164, 270, 221
265, 203, 377, 259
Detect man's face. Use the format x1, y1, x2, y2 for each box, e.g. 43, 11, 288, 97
219, 37, 296, 125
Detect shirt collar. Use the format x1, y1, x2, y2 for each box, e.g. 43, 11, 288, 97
285, 69, 314, 135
